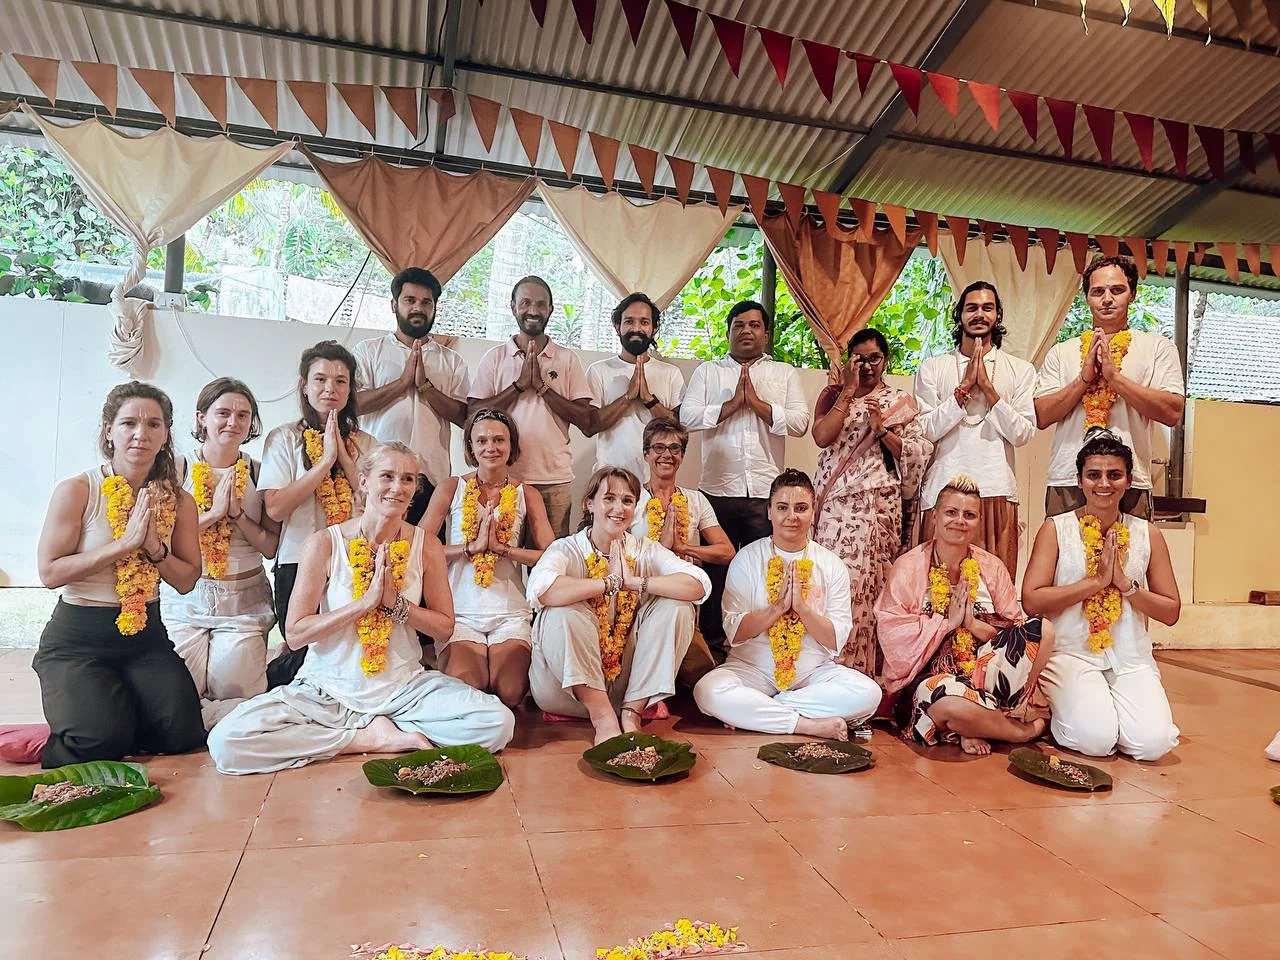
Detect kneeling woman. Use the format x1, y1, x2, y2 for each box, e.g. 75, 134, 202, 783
693, 470, 882, 740
35, 382, 206, 767
1022, 430, 1180, 762
877, 476, 1053, 755
526, 467, 711, 744
209, 442, 514, 775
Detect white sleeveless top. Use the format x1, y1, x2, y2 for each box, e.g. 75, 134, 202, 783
1050, 512, 1154, 670
178, 453, 267, 577
445, 478, 532, 632
296, 524, 427, 713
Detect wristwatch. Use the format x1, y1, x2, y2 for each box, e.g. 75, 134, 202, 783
643, 396, 660, 409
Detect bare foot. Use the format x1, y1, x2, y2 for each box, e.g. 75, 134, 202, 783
794, 716, 849, 741
620, 706, 643, 734
1027, 717, 1049, 741
960, 736, 991, 756
344, 715, 432, 755
589, 711, 622, 745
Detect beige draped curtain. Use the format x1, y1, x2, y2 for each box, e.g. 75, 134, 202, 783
25, 107, 292, 369
305, 150, 535, 283
938, 234, 1081, 364
538, 184, 743, 309
758, 212, 923, 369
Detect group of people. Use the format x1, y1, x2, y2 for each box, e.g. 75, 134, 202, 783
31, 253, 1190, 774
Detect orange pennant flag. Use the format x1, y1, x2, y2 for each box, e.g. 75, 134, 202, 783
548, 120, 581, 177
967, 81, 1001, 131
1150, 239, 1170, 276
1194, 242, 1210, 265
14, 55, 60, 103
236, 77, 279, 130
978, 220, 999, 245
1006, 224, 1030, 270
1217, 242, 1239, 282
335, 83, 377, 138
628, 144, 659, 193
916, 210, 939, 256
509, 107, 544, 166
1097, 235, 1120, 258
183, 73, 228, 128
588, 132, 620, 190
73, 62, 118, 116
740, 174, 770, 220
467, 94, 501, 152
852, 198, 877, 240
130, 68, 176, 125
286, 80, 328, 135
1065, 232, 1090, 274
777, 182, 807, 229
1038, 227, 1060, 274
1124, 237, 1148, 279
666, 155, 696, 205
945, 215, 969, 265
1243, 242, 1262, 276
380, 86, 419, 138
705, 166, 736, 215
426, 88, 456, 123
883, 203, 908, 246
1270, 243, 1280, 280
1172, 241, 1191, 272
812, 190, 843, 230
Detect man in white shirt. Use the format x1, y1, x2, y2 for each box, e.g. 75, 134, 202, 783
353, 267, 469, 525
680, 299, 811, 651
914, 281, 1037, 574
583, 292, 684, 481
468, 276, 594, 537
1035, 256, 1185, 519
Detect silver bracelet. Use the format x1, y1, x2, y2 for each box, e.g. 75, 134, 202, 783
387, 593, 410, 624
639, 576, 649, 599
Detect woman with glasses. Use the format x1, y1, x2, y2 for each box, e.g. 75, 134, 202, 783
811, 328, 931, 676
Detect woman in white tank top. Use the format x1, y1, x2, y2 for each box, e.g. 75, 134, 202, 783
421, 410, 555, 708
1023, 430, 1181, 761
33, 382, 206, 767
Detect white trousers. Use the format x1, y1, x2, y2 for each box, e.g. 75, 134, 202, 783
693, 657, 882, 735
207, 671, 515, 775
529, 596, 695, 716
1040, 652, 1179, 762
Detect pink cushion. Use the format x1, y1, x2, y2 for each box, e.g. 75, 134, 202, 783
541, 712, 586, 723
0, 724, 49, 764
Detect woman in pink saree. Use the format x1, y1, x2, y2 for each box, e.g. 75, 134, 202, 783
812, 328, 931, 675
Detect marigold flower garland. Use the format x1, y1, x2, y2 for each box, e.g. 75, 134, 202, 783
190, 458, 248, 579
644, 489, 690, 542
1080, 514, 1131, 653
766, 554, 813, 692
356, 946, 522, 960
103, 476, 177, 635
1080, 329, 1133, 433
303, 428, 357, 525
596, 918, 746, 959
928, 557, 981, 676
350, 537, 410, 675
585, 551, 638, 682
460, 478, 518, 587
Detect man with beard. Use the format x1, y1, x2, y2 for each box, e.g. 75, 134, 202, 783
354, 267, 469, 525
913, 281, 1036, 574
582, 292, 684, 481
680, 299, 810, 654
468, 275, 593, 537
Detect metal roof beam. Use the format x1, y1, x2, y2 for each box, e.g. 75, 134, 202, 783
434, 0, 462, 154
1139, 140, 1277, 237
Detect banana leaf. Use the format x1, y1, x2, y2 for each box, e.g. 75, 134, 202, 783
0, 760, 161, 831
363, 744, 504, 795
1271, 786, 1280, 806
757, 740, 874, 775
1008, 747, 1112, 792
581, 732, 697, 782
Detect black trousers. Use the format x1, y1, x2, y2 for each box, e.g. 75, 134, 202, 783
265, 561, 303, 689
700, 494, 772, 654
34, 599, 205, 768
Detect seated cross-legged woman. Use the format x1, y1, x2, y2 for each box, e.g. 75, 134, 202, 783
877, 475, 1053, 756
693, 469, 881, 740
526, 467, 711, 745
208, 442, 514, 775
1022, 429, 1180, 762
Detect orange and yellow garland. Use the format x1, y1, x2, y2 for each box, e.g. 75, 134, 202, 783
1080, 329, 1133, 433
460, 477, 519, 587
644, 489, 690, 543
584, 551, 638, 683
103, 476, 177, 635
190, 458, 249, 579
350, 537, 410, 675
303, 428, 357, 525
1080, 514, 1131, 653
766, 554, 813, 691
929, 557, 981, 676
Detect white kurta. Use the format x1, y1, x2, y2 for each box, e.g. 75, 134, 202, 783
693, 537, 881, 734
587, 354, 686, 481
629, 486, 720, 546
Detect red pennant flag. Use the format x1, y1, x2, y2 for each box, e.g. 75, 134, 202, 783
528, 0, 548, 26
380, 86, 419, 138
758, 28, 793, 86
665, 0, 698, 55
1151, 239, 1170, 276
1006, 224, 1030, 270
237, 77, 279, 130
1243, 242, 1262, 276
945, 215, 969, 265
1194, 242, 1210, 266
73, 62, 119, 117
183, 73, 228, 128
926, 72, 960, 117
883, 203, 908, 245
812, 190, 843, 230
978, 220, 999, 245
1218, 242, 1239, 282
1173, 241, 1190, 272
628, 144, 659, 193
509, 108, 544, 166
1269, 134, 1280, 174
1237, 132, 1257, 174
852, 198, 877, 240
286, 80, 328, 135
1124, 237, 1148, 279
426, 88, 456, 123
1006, 89, 1039, 141
131, 68, 176, 126
1161, 119, 1190, 177
1270, 243, 1280, 280
14, 55, 60, 104
1082, 104, 1116, 165
708, 15, 746, 76
1038, 227, 1060, 274
548, 120, 581, 177
571, 0, 598, 42
1097, 235, 1120, 258
666, 155, 695, 205
777, 182, 807, 229
335, 83, 377, 138
589, 132, 620, 190
740, 174, 770, 220
1125, 113, 1156, 171
916, 210, 939, 256
1194, 125, 1226, 179
967, 81, 1001, 131
889, 63, 923, 115
705, 166, 735, 215
468, 94, 501, 152
621, 0, 649, 44
1044, 98, 1077, 159
1065, 232, 1090, 274
801, 40, 840, 102
851, 53, 879, 95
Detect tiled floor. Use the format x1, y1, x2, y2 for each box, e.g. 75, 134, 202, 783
2, 646, 1279, 960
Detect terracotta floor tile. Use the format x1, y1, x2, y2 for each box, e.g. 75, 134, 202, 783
776, 812, 1144, 939
0, 672, 44, 720
734, 942, 907, 959
1159, 903, 1280, 960
1101, 737, 1280, 801
1183, 795, 1280, 848
0, 647, 35, 670
891, 916, 1223, 960
246, 757, 525, 848
0, 850, 241, 959
528, 823, 880, 956
995, 801, 1280, 913
204, 837, 563, 960
706, 746, 973, 820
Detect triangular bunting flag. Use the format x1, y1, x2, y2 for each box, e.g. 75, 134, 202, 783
812, 190, 842, 229
571, 0, 598, 43
130, 68, 175, 126
883, 203, 908, 246
236, 77, 279, 130
758, 28, 793, 86
926, 72, 960, 117
468, 94, 501, 152
1269, 243, 1280, 279
1237, 131, 1256, 174
1097, 235, 1120, 258
916, 210, 939, 256
1194, 124, 1226, 179
380, 86, 419, 138
1194, 242, 1210, 266
335, 83, 377, 138
741, 173, 770, 220
589, 132, 620, 189
183, 73, 228, 128
852, 198, 877, 240
889, 63, 923, 115
621, 0, 650, 44
509, 107, 544, 166
979, 220, 999, 245
1082, 104, 1115, 165
665, 0, 698, 56
1044, 97, 1077, 159
1161, 119, 1190, 177
426, 88, 456, 123
1151, 239, 1170, 276
14, 55, 60, 104
528, 0, 548, 26
286, 80, 328, 135
1039, 227, 1060, 274
709, 14, 746, 77
1124, 237, 1148, 278
72, 62, 118, 116
705, 166, 735, 215
801, 40, 840, 102
1065, 232, 1090, 274
851, 53, 879, 95
548, 120, 581, 177
628, 143, 658, 193
967, 81, 1001, 131
777, 182, 807, 230
1217, 242, 1239, 282
666, 155, 695, 205
1007, 89, 1039, 141
945, 215, 969, 265
1125, 112, 1156, 171
1243, 242, 1262, 276
1173, 241, 1190, 272
1002, 224, 1028, 270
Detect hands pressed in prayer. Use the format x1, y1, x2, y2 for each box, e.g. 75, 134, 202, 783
484, 502, 509, 554
413, 342, 431, 393
468, 505, 492, 557
1107, 530, 1133, 592
120, 486, 153, 553
945, 578, 969, 630
1081, 333, 1103, 384
625, 358, 643, 401
636, 352, 654, 405
659, 495, 678, 550
1097, 332, 1119, 381
320, 410, 343, 470
789, 561, 819, 620
401, 340, 421, 390
1095, 531, 1118, 590
515, 348, 536, 393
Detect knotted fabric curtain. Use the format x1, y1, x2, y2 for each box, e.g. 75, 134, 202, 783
26, 107, 292, 369
758, 212, 922, 370
305, 149, 535, 283
538, 184, 743, 309
938, 233, 1081, 364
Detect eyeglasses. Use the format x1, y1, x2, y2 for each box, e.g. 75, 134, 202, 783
647, 443, 685, 455
851, 354, 885, 367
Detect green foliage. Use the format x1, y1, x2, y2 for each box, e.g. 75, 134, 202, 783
867, 254, 954, 374
1057, 284, 1172, 341
0, 252, 87, 301
548, 301, 585, 347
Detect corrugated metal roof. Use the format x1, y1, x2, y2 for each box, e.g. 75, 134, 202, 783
1158, 189, 1280, 243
